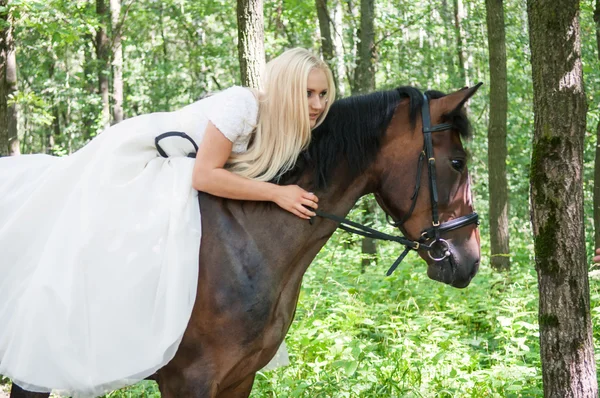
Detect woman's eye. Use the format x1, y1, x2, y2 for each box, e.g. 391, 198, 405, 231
307, 91, 312, 97
451, 159, 465, 172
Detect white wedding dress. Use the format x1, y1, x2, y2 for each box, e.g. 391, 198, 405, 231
0, 86, 287, 397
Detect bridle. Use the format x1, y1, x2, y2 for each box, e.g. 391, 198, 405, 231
315, 93, 479, 275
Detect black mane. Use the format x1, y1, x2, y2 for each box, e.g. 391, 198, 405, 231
278, 86, 472, 189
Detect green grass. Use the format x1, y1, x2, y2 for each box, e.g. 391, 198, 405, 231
249, 232, 545, 398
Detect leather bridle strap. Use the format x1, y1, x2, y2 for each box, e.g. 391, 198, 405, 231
314, 92, 480, 275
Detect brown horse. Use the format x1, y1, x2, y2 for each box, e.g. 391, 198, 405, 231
9, 84, 481, 398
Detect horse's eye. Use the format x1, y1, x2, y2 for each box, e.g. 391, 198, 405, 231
451, 159, 465, 172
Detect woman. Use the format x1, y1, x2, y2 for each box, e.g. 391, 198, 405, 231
0, 48, 335, 397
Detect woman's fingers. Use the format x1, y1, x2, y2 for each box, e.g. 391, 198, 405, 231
302, 192, 319, 203
301, 198, 318, 210
296, 203, 315, 217
291, 208, 310, 219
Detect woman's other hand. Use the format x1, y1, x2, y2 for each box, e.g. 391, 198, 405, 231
272, 185, 318, 219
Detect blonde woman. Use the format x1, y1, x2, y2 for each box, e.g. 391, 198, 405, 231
0, 48, 335, 397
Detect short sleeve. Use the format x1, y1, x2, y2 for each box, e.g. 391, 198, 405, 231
208, 86, 258, 153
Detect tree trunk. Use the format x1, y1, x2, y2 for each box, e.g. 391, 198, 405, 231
453, 0, 466, 87
593, 0, 600, 248
0, 0, 10, 156
83, 36, 97, 140
354, 0, 375, 94
5, 9, 16, 157
96, 0, 111, 130
528, 0, 598, 396
316, 0, 340, 93
353, 0, 377, 262
485, 0, 510, 271
48, 61, 60, 154
110, 0, 123, 124
237, 0, 265, 89
332, 0, 345, 97
441, 0, 459, 89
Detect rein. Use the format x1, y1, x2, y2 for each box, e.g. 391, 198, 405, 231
316, 93, 479, 276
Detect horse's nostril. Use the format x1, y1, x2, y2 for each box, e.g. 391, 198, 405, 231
470, 260, 480, 278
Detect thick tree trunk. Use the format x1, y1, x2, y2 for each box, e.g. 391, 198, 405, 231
96, 0, 111, 130
528, 0, 598, 396
316, 0, 341, 94
110, 0, 123, 124
593, 0, 600, 248
354, 0, 375, 94
453, 0, 466, 87
485, 0, 510, 271
237, 0, 265, 89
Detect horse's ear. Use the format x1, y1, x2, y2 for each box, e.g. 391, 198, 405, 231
438, 82, 483, 113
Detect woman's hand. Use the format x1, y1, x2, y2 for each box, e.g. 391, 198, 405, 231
594, 248, 600, 264
272, 185, 319, 219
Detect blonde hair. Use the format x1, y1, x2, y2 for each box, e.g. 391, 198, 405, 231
226, 48, 336, 181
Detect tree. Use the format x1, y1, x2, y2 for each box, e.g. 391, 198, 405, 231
352, 0, 377, 268
353, 0, 374, 94
528, 0, 598, 396
316, 0, 341, 93
316, 0, 344, 96
485, 0, 510, 271
0, 0, 17, 156
594, 0, 600, 248
96, 0, 110, 130
110, 0, 123, 124
453, 0, 466, 87
237, 0, 265, 89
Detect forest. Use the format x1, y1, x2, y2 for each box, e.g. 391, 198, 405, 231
0, 0, 599, 396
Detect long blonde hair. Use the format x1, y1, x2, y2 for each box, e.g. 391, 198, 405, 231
226, 48, 336, 181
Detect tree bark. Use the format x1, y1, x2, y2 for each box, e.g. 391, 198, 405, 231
332, 0, 345, 97
354, 0, 375, 94
441, 0, 459, 88
110, 0, 123, 124
528, 0, 598, 396
485, 0, 510, 271
237, 0, 265, 89
5, 8, 16, 156
453, 0, 466, 87
0, 0, 16, 156
353, 0, 377, 261
316, 0, 340, 93
96, 0, 111, 130
593, 0, 600, 248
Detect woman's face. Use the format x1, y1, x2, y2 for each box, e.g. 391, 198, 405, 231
307, 68, 329, 128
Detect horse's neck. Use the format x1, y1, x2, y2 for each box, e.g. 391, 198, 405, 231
271, 172, 371, 282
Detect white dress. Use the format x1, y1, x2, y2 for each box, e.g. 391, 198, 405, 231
0, 86, 285, 397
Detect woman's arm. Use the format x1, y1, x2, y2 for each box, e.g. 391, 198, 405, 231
192, 122, 318, 219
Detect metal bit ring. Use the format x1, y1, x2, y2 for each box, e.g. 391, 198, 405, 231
427, 238, 451, 262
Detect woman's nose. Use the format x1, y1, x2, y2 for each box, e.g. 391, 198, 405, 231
310, 96, 323, 110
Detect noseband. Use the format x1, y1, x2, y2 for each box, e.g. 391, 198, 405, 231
316, 93, 479, 275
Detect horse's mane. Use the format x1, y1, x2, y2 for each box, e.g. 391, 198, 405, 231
277, 86, 472, 189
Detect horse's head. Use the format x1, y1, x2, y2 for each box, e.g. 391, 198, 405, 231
373, 85, 481, 288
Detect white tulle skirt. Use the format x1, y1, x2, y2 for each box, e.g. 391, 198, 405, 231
0, 116, 202, 397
